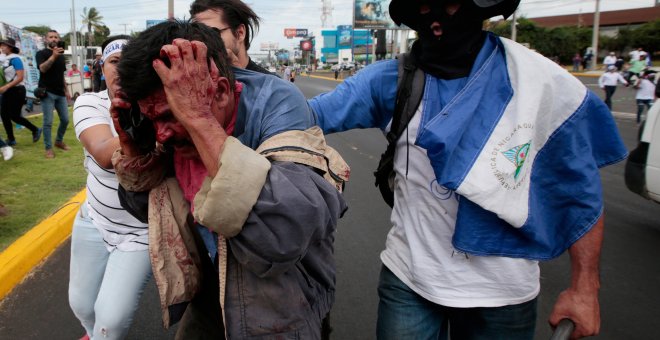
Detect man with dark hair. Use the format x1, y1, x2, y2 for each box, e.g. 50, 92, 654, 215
309, 0, 627, 339
190, 0, 271, 74
36, 29, 71, 158
113, 20, 348, 339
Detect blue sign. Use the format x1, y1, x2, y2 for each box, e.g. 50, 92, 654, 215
146, 20, 167, 29
337, 25, 352, 48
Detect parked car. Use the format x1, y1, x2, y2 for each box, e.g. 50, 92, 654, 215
625, 98, 660, 203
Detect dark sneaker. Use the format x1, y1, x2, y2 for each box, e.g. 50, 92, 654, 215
54, 141, 70, 151
7, 140, 16, 146
33, 128, 42, 143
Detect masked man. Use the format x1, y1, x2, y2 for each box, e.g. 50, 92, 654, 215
309, 0, 627, 339
112, 21, 349, 339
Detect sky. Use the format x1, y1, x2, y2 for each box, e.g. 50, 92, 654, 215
2, 0, 656, 54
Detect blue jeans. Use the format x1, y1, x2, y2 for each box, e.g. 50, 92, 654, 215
637, 99, 653, 123
68, 204, 152, 340
377, 265, 537, 340
41, 91, 69, 149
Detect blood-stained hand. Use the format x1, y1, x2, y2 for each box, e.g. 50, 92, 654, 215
152, 39, 223, 132
110, 91, 141, 158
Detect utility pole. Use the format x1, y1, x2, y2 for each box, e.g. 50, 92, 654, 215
511, 10, 517, 42
119, 24, 130, 35
70, 0, 79, 66
168, 0, 174, 20
590, 0, 600, 70
320, 0, 333, 28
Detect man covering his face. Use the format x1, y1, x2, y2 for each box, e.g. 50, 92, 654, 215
112, 20, 349, 339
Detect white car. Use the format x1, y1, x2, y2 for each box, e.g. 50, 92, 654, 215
625, 99, 660, 203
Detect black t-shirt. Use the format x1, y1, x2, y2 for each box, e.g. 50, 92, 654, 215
92, 59, 102, 77
36, 48, 66, 96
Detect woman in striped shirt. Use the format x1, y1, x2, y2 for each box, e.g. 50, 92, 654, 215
69, 35, 151, 340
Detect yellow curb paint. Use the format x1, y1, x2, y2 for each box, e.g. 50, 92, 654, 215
309, 74, 344, 83
570, 72, 601, 78
0, 189, 86, 301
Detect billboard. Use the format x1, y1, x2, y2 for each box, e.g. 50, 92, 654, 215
0, 22, 45, 99
146, 20, 166, 28
337, 25, 352, 47
284, 28, 309, 38
353, 0, 400, 29
260, 42, 279, 51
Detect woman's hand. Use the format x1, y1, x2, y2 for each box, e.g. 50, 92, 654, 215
110, 92, 141, 158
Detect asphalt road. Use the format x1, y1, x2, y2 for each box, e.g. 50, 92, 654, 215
0, 74, 658, 340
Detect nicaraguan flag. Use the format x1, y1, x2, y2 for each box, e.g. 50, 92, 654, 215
416, 37, 628, 260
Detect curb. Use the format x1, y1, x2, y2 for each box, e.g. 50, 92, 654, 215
309, 74, 344, 83
0, 190, 86, 301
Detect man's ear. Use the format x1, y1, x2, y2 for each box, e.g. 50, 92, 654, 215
214, 76, 231, 111
235, 24, 246, 46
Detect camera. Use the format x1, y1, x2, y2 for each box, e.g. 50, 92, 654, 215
57, 41, 65, 49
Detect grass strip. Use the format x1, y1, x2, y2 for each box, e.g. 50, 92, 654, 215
0, 111, 86, 251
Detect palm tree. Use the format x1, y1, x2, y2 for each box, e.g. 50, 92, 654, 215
81, 7, 104, 46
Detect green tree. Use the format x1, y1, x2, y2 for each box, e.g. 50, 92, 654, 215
22, 25, 52, 37
93, 25, 111, 45
630, 19, 660, 55
81, 7, 104, 46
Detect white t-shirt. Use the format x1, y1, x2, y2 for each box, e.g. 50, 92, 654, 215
380, 103, 540, 308
73, 91, 148, 251
635, 78, 656, 100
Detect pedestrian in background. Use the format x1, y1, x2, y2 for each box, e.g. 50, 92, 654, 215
598, 65, 628, 110
68, 35, 152, 340
0, 38, 41, 147
572, 52, 582, 72
190, 0, 274, 75
633, 70, 657, 123
36, 30, 71, 159
92, 52, 103, 92
603, 52, 617, 70
67, 63, 81, 77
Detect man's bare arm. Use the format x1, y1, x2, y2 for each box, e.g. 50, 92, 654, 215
548, 215, 604, 339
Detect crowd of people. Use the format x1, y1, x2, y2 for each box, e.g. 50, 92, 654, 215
0, 0, 658, 339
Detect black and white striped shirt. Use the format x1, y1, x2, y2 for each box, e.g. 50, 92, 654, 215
73, 90, 148, 251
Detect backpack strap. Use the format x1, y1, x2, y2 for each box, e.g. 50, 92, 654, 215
388, 53, 425, 145
373, 53, 425, 207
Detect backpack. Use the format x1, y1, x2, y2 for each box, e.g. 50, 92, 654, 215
373, 53, 425, 207
0, 56, 19, 87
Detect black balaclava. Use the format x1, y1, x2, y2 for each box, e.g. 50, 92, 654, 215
413, 1, 486, 79
390, 0, 520, 79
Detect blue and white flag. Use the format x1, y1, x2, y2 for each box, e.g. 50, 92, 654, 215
416, 37, 628, 260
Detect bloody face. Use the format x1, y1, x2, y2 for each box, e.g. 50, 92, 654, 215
137, 88, 195, 154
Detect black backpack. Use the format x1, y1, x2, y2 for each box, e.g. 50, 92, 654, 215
373, 53, 425, 207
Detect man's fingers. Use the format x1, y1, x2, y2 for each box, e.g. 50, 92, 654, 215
173, 39, 196, 71
160, 44, 181, 69
191, 41, 209, 74
152, 58, 171, 84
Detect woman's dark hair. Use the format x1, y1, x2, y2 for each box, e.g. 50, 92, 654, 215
118, 19, 234, 101
190, 0, 260, 51
101, 34, 131, 53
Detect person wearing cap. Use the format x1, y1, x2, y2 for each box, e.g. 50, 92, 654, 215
309, 0, 627, 338
603, 52, 617, 70
598, 65, 628, 110
36, 30, 71, 158
92, 52, 103, 92
0, 37, 42, 148
68, 35, 154, 340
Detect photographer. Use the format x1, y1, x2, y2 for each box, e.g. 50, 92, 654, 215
36, 29, 71, 159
